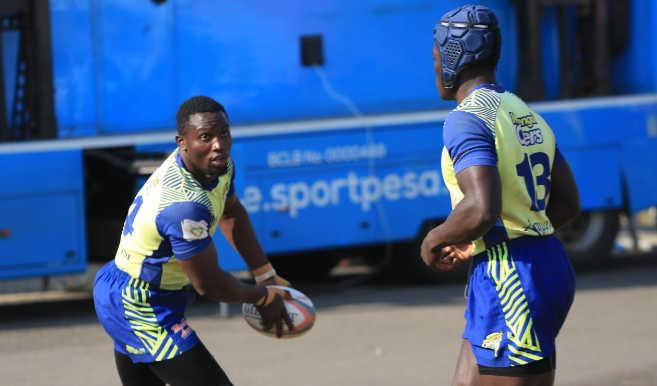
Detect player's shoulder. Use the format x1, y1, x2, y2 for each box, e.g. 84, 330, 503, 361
456, 85, 503, 113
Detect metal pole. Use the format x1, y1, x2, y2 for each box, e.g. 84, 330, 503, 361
219, 302, 230, 319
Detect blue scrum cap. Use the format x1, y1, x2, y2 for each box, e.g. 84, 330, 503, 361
434, 5, 501, 89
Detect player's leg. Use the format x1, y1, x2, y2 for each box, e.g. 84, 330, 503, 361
452, 339, 482, 386
479, 371, 554, 386
462, 236, 574, 386
477, 350, 556, 386
114, 350, 165, 386
147, 341, 233, 386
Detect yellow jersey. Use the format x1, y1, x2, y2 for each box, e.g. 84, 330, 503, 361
441, 84, 564, 256
114, 149, 235, 290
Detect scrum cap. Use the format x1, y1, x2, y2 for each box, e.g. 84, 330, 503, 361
434, 5, 501, 89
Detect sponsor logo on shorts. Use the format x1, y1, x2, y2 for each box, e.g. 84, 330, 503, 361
482, 331, 504, 357
126, 345, 146, 355
172, 318, 194, 339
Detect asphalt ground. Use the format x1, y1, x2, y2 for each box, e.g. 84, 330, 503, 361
0, 250, 656, 386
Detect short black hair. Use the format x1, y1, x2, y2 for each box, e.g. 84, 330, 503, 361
176, 96, 228, 136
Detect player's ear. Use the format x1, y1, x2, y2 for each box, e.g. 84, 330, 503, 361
175, 135, 187, 152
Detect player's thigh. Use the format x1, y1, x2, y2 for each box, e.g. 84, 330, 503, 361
114, 350, 165, 386
452, 339, 482, 386
479, 370, 555, 386
147, 341, 233, 386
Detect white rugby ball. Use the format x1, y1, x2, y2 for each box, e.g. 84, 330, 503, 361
242, 286, 315, 339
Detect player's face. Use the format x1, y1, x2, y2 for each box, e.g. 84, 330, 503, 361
176, 111, 232, 183
433, 44, 454, 101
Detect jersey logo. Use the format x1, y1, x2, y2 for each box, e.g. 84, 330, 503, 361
171, 318, 194, 339
482, 331, 504, 357
510, 112, 543, 146
181, 219, 209, 241
522, 219, 553, 235
509, 112, 537, 128
125, 345, 146, 355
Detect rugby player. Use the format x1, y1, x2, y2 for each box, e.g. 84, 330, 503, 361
420, 5, 581, 386
94, 96, 292, 386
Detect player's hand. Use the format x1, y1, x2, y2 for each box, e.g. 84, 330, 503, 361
441, 243, 473, 268
421, 234, 453, 272
257, 275, 291, 288
253, 263, 292, 287
254, 287, 294, 338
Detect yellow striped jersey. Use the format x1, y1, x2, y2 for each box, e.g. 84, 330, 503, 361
441, 84, 565, 256
114, 148, 235, 290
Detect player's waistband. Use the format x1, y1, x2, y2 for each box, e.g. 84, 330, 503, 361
106, 260, 187, 293
106, 260, 134, 280
508, 234, 559, 248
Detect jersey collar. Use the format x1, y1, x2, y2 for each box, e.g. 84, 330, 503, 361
471, 83, 505, 93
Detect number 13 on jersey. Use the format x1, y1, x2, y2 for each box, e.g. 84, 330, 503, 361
516, 152, 551, 212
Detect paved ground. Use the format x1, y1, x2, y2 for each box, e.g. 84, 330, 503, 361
0, 252, 655, 386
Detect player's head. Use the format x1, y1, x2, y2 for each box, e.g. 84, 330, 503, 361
176, 96, 228, 136
433, 5, 501, 93
175, 96, 232, 182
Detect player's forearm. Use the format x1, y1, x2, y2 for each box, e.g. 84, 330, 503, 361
194, 269, 265, 304
219, 201, 269, 271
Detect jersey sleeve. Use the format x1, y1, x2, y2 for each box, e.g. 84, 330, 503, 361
443, 110, 497, 175
156, 201, 213, 260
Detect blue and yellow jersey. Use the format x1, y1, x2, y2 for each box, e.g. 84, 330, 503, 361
114, 149, 235, 290
441, 84, 565, 256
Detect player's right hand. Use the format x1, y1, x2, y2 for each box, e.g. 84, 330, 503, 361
254, 287, 294, 338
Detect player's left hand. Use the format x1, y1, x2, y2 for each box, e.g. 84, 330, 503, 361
421, 231, 473, 272
254, 287, 295, 338
421, 235, 454, 272
441, 243, 473, 267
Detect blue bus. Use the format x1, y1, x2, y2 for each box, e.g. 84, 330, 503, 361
1, 0, 656, 282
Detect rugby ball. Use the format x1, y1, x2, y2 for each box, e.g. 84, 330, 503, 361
242, 286, 315, 339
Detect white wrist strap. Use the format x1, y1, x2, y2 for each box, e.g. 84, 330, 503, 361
255, 269, 276, 283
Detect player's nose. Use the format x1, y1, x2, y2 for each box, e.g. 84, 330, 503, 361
210, 136, 223, 151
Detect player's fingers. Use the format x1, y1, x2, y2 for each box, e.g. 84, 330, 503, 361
442, 246, 454, 258
430, 261, 453, 272
274, 313, 284, 338
274, 275, 292, 288
261, 318, 274, 332
282, 307, 295, 332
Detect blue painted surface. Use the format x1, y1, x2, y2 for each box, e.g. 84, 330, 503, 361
0, 150, 87, 279
3, 1, 657, 278
50, 0, 519, 132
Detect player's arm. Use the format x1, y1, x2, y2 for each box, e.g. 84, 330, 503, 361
219, 193, 290, 286
178, 241, 264, 303
546, 159, 581, 230
178, 243, 294, 337
421, 110, 501, 271
421, 165, 502, 271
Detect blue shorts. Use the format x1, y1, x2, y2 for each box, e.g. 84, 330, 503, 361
93, 261, 200, 363
463, 235, 576, 368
